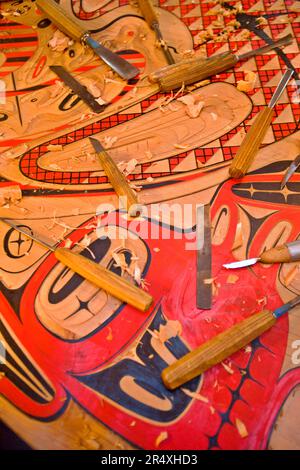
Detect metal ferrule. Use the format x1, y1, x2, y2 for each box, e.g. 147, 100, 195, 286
80, 31, 91, 46
287, 241, 300, 261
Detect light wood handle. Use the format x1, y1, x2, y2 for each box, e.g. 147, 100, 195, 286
162, 309, 276, 390
97, 150, 140, 217
148, 52, 238, 92
54, 247, 153, 312
260, 245, 292, 264
137, 0, 158, 27
229, 107, 275, 179
36, 0, 86, 41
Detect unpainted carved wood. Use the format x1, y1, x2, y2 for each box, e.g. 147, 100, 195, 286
260, 245, 292, 264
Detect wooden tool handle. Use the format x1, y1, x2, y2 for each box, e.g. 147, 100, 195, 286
36, 0, 86, 41
229, 107, 275, 179
260, 245, 292, 264
148, 52, 237, 92
97, 150, 140, 217
55, 247, 153, 312
162, 309, 276, 390
137, 0, 158, 27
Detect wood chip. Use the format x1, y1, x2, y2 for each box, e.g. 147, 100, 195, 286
47, 144, 63, 152
237, 71, 257, 93
235, 418, 248, 438
181, 388, 209, 403
48, 30, 73, 52
226, 274, 239, 284
155, 431, 168, 448
106, 327, 113, 341
221, 362, 234, 375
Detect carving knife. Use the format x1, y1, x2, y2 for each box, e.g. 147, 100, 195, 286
281, 154, 300, 189
137, 0, 175, 65
223, 240, 300, 269
36, 0, 139, 80
0, 218, 153, 312
148, 34, 293, 92
196, 205, 212, 310
89, 137, 141, 217
162, 295, 300, 390
229, 68, 294, 179
50, 66, 106, 114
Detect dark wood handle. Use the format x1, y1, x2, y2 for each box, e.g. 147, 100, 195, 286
229, 107, 275, 179
36, 0, 86, 41
260, 245, 292, 264
161, 310, 276, 390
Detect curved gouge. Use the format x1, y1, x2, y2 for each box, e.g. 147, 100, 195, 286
1, 218, 153, 312
281, 154, 300, 189
137, 0, 175, 65
162, 296, 300, 390
89, 138, 142, 217
36, 0, 139, 80
148, 34, 293, 92
223, 240, 300, 269
229, 68, 294, 179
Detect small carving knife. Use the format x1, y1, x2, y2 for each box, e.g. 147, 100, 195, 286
0, 218, 153, 312
148, 34, 293, 92
89, 137, 141, 217
196, 205, 212, 310
50, 66, 106, 114
229, 68, 294, 179
162, 295, 300, 390
137, 0, 175, 65
281, 154, 300, 189
36, 0, 139, 80
223, 240, 300, 269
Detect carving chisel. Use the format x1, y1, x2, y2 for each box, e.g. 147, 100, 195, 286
223, 240, 300, 269
89, 137, 141, 217
0, 219, 153, 312
36, 0, 139, 80
50, 66, 106, 114
148, 34, 293, 92
162, 295, 300, 390
281, 154, 300, 189
137, 0, 175, 65
229, 68, 294, 179
196, 205, 212, 310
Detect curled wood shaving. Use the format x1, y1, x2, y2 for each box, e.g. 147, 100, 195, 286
235, 418, 248, 438
181, 388, 209, 403
237, 71, 257, 93
155, 431, 168, 448
48, 30, 73, 52
177, 94, 205, 119
112, 252, 128, 274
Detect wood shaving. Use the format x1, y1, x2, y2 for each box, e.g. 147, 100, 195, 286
106, 327, 113, 341
177, 94, 205, 119
221, 362, 234, 375
47, 144, 63, 152
63, 239, 73, 249
237, 71, 257, 93
48, 30, 73, 52
112, 252, 128, 274
181, 388, 209, 403
226, 274, 239, 284
123, 159, 138, 176
153, 247, 160, 253
103, 136, 118, 149
174, 143, 188, 150
235, 418, 248, 438
155, 431, 168, 448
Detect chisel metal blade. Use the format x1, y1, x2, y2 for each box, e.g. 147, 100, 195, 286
281, 154, 300, 189
50, 66, 106, 114
223, 258, 259, 269
1, 219, 53, 251
196, 205, 212, 310
85, 37, 139, 80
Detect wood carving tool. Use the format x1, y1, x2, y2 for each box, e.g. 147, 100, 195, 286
162, 295, 300, 390
89, 137, 141, 217
229, 68, 294, 179
50, 66, 106, 114
36, 0, 139, 80
137, 0, 175, 65
196, 205, 212, 310
281, 154, 300, 189
148, 34, 292, 92
1, 219, 153, 312
223, 240, 300, 269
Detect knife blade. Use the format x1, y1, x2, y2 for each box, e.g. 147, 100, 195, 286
50, 66, 106, 114
36, 0, 139, 80
281, 154, 300, 189
196, 204, 212, 310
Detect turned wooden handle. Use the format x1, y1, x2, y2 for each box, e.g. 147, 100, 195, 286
36, 0, 86, 41
137, 0, 158, 27
148, 52, 238, 92
55, 248, 153, 312
162, 309, 276, 389
260, 245, 292, 264
229, 107, 275, 179
97, 150, 140, 217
